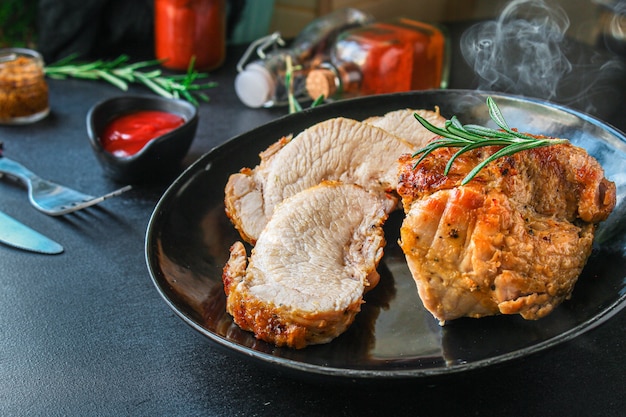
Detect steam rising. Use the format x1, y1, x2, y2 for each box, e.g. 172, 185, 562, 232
462, 0, 571, 99
460, 0, 625, 115
602, 0, 626, 55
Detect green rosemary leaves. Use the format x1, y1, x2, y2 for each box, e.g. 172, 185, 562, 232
45, 54, 217, 105
412, 97, 569, 185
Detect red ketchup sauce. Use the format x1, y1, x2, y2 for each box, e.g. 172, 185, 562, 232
101, 110, 185, 157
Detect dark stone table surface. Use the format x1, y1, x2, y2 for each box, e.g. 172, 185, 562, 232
1, 21, 624, 416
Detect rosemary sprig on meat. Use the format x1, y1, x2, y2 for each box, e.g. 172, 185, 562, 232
412, 97, 569, 185
44, 54, 217, 105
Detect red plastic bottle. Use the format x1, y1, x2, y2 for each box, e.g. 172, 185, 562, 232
305, 18, 448, 100
154, 0, 226, 71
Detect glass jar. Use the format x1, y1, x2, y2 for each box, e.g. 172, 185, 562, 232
154, 0, 226, 71
305, 18, 449, 100
234, 8, 374, 108
0, 48, 49, 125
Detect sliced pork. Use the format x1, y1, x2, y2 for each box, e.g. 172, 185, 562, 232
363, 108, 446, 148
224, 117, 413, 244
222, 182, 388, 349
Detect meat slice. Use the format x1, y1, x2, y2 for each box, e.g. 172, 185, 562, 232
363, 108, 446, 148
222, 182, 388, 349
397, 141, 616, 323
224, 117, 413, 244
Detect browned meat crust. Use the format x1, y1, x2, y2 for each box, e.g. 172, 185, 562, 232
397, 139, 616, 323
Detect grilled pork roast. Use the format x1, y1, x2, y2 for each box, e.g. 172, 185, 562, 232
224, 117, 413, 244
397, 141, 616, 323
223, 182, 388, 349
221, 105, 616, 348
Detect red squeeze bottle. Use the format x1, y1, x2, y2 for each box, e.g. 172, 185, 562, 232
154, 0, 226, 71
305, 18, 448, 100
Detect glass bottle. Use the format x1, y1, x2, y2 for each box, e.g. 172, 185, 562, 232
0, 48, 49, 125
234, 8, 374, 108
305, 18, 449, 101
154, 0, 226, 71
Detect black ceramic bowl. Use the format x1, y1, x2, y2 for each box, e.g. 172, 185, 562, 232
87, 95, 198, 183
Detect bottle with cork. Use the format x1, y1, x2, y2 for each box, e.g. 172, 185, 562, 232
234, 8, 374, 108
305, 18, 449, 101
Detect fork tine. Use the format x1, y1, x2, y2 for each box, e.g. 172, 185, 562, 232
37, 185, 132, 216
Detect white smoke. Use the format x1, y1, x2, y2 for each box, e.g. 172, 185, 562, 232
601, 0, 626, 55
460, 0, 625, 115
461, 0, 572, 99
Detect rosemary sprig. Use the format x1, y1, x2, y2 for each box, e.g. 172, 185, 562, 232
285, 55, 324, 114
44, 54, 217, 105
285, 55, 302, 114
412, 97, 569, 185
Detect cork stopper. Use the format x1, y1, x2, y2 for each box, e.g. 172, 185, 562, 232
306, 68, 337, 100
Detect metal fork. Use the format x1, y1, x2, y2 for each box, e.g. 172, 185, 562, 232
0, 155, 131, 216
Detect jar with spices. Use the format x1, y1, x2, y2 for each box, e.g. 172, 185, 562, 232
0, 48, 49, 125
154, 0, 226, 71
305, 18, 449, 101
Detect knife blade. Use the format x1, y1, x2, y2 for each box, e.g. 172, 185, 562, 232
0, 210, 64, 254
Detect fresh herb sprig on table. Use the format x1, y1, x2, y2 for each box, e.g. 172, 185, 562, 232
412, 97, 569, 185
44, 54, 217, 105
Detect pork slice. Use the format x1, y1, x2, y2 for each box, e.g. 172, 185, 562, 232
224, 117, 413, 244
222, 182, 388, 349
364, 108, 446, 148
224, 135, 292, 243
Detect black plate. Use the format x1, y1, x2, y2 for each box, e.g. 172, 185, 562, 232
145, 90, 626, 380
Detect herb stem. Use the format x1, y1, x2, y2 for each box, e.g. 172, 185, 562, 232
44, 54, 217, 105
412, 97, 569, 185
285, 55, 302, 114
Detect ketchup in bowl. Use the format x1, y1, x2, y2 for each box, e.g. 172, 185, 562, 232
101, 110, 185, 157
